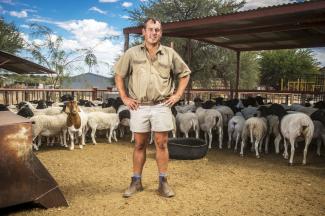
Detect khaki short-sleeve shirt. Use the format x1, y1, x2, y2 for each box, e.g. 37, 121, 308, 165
114, 43, 191, 102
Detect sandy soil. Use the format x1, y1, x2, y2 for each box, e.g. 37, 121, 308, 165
5, 137, 325, 216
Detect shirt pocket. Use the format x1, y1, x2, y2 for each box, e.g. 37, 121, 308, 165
158, 62, 171, 79
132, 59, 146, 74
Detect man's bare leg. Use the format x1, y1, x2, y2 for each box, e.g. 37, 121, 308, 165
123, 132, 149, 197
154, 131, 175, 197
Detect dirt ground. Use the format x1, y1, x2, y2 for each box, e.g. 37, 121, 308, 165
5, 137, 325, 216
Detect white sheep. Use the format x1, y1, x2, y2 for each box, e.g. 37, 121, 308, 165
215, 105, 234, 127
264, 115, 281, 154
196, 107, 223, 149
176, 112, 200, 138
25, 102, 62, 115
87, 112, 120, 144
227, 115, 245, 152
30, 113, 68, 150
241, 106, 258, 120
280, 113, 314, 165
240, 117, 268, 158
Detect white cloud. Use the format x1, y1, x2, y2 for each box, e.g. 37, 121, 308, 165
139, 0, 147, 2
9, 10, 28, 18
99, 0, 119, 2
89, 6, 107, 15
122, 2, 133, 8
312, 48, 325, 67
20, 24, 29, 29
121, 15, 130, 19
0, 0, 15, 5
24, 8, 37, 13
26, 17, 123, 76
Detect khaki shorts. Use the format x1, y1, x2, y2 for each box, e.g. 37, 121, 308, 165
130, 104, 173, 133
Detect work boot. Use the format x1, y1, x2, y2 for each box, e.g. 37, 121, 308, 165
158, 176, 175, 198
123, 177, 143, 198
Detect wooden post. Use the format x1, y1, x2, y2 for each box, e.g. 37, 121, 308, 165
92, 88, 98, 100
170, 41, 174, 49
186, 39, 192, 102
235, 51, 241, 99
124, 33, 129, 52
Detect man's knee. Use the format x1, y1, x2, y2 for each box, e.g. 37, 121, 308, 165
155, 136, 168, 150
134, 142, 147, 151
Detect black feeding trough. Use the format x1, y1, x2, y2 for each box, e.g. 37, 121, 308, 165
168, 138, 208, 160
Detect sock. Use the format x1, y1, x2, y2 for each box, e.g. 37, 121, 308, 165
159, 173, 167, 182
132, 173, 141, 180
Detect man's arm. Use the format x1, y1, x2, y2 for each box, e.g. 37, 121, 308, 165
115, 74, 139, 110
164, 75, 190, 106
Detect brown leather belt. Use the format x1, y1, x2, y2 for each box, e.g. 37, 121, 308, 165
138, 100, 165, 106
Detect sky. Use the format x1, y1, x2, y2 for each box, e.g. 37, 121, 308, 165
0, 0, 324, 77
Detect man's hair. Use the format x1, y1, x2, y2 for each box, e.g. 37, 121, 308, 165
143, 18, 161, 29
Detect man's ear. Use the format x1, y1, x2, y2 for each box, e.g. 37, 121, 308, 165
142, 28, 145, 36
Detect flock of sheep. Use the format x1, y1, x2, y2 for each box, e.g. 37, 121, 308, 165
1, 95, 325, 165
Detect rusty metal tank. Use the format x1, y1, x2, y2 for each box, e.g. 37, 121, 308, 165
0, 111, 68, 209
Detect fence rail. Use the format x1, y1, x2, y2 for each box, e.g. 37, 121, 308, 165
1, 87, 324, 105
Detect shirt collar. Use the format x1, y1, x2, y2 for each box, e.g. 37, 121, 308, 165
141, 43, 164, 55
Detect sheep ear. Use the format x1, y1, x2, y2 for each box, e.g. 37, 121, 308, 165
77, 107, 81, 112
64, 104, 70, 113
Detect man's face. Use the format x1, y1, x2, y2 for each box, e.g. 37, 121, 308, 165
142, 20, 162, 45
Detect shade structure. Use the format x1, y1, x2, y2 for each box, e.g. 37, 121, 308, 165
0, 50, 56, 74
124, 0, 325, 51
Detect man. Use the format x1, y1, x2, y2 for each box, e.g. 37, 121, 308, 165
114, 18, 191, 198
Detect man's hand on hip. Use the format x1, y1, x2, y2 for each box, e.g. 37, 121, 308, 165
164, 94, 181, 107
122, 96, 139, 110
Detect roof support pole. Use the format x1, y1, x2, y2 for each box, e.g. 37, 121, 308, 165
186, 39, 192, 102
235, 51, 241, 99
124, 33, 129, 52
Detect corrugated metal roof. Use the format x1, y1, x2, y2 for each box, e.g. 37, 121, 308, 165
0, 50, 56, 74
124, 0, 325, 51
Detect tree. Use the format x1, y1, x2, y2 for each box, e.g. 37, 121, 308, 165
25, 24, 81, 88
126, 0, 261, 90
259, 49, 320, 89
0, 17, 24, 53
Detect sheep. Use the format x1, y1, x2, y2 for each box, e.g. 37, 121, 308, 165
257, 104, 287, 154
240, 106, 258, 120
87, 112, 120, 144
196, 107, 223, 149
240, 117, 268, 158
297, 107, 318, 116
312, 120, 325, 156
175, 112, 200, 138
81, 106, 116, 113
24, 101, 62, 115
215, 105, 234, 127
280, 113, 314, 165
64, 101, 89, 150
30, 113, 68, 150
227, 115, 245, 152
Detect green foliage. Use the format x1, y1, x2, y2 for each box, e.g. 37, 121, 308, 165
127, 0, 262, 89
0, 17, 24, 53
259, 49, 320, 89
